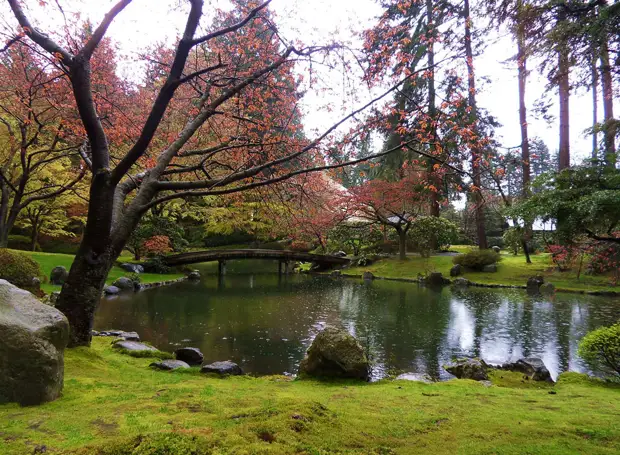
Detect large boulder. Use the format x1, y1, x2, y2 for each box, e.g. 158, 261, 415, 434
501, 357, 553, 382
175, 347, 204, 365
201, 361, 243, 375
120, 263, 144, 274
450, 264, 463, 277
113, 340, 157, 353
50, 266, 68, 285
298, 326, 370, 380
526, 275, 544, 294
426, 272, 450, 286
0, 279, 69, 405
444, 358, 489, 381
150, 359, 190, 371
112, 277, 134, 291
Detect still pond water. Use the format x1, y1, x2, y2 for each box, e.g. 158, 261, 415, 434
94, 268, 620, 380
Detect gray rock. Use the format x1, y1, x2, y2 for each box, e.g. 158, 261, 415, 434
120, 263, 144, 274
362, 271, 374, 281
526, 275, 544, 293
187, 271, 201, 281
175, 347, 204, 365
501, 357, 553, 382
50, 291, 61, 305
491, 246, 501, 254
298, 326, 370, 380
113, 340, 157, 352
426, 272, 449, 286
112, 277, 134, 291
539, 283, 555, 295
50, 266, 68, 285
444, 358, 489, 381
482, 264, 498, 273
450, 264, 462, 277
103, 285, 120, 295
201, 360, 243, 375
451, 277, 470, 287
31, 277, 41, 291
98, 330, 141, 341
0, 279, 69, 405
150, 359, 190, 371
333, 251, 347, 258
395, 373, 434, 384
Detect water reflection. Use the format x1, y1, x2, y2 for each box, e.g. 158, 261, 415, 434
94, 274, 620, 380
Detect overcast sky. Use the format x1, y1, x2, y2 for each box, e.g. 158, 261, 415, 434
4, 0, 617, 164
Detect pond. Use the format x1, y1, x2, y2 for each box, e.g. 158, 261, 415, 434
94, 267, 620, 380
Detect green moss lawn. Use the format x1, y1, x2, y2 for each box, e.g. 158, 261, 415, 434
345, 248, 617, 293
0, 338, 618, 454
16, 250, 184, 293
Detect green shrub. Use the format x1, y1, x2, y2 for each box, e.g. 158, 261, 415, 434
487, 236, 505, 249
0, 248, 41, 287
143, 256, 171, 274
408, 216, 459, 257
7, 234, 36, 251
502, 228, 522, 255
452, 249, 501, 270
578, 323, 620, 378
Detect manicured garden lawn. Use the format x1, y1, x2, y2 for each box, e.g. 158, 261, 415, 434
0, 338, 618, 454
345, 249, 617, 293
17, 250, 184, 293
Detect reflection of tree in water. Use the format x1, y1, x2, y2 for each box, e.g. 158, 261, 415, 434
94, 276, 620, 379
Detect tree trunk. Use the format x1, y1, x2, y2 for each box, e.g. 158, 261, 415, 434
464, 0, 487, 250
517, 18, 530, 192
591, 48, 599, 161
0, 182, 9, 248
558, 48, 570, 170
426, 0, 440, 221
398, 228, 407, 261
600, 36, 616, 167
30, 222, 39, 251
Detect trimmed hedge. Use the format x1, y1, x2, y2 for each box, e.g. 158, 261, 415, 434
452, 249, 501, 271
0, 248, 41, 288
578, 323, 620, 378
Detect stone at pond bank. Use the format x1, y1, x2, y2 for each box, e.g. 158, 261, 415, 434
103, 285, 120, 295
451, 277, 470, 288
201, 361, 243, 376
333, 251, 347, 258
298, 326, 370, 381
113, 340, 157, 353
150, 359, 190, 371
120, 263, 144, 274
50, 266, 68, 285
175, 347, 204, 365
395, 373, 434, 384
444, 358, 489, 381
539, 283, 556, 295
450, 264, 463, 277
491, 246, 501, 254
425, 272, 450, 286
501, 358, 553, 382
362, 271, 374, 281
112, 277, 135, 291
526, 275, 545, 294
0, 279, 69, 405
95, 330, 140, 341
331, 270, 342, 277
187, 271, 201, 281
482, 264, 498, 273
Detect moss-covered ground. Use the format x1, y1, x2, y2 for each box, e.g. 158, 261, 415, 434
17, 250, 184, 293
345, 248, 616, 293
0, 338, 618, 454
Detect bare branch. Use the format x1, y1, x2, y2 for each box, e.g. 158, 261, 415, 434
81, 0, 133, 59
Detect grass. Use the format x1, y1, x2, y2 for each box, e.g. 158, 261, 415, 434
0, 338, 618, 454
344, 248, 617, 293
16, 250, 184, 294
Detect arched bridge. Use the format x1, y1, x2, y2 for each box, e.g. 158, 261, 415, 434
162, 249, 350, 274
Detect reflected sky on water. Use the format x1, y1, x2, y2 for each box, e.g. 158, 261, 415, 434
95, 270, 620, 380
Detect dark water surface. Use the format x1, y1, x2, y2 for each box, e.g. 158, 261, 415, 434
94, 271, 620, 380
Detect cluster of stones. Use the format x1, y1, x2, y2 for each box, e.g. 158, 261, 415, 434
527, 275, 555, 295
443, 357, 553, 383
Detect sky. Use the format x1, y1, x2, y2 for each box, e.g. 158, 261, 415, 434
2, 0, 617, 164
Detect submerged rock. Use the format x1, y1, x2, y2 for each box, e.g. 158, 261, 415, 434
201, 360, 243, 375
0, 279, 69, 405
175, 347, 204, 365
501, 358, 553, 382
113, 340, 157, 352
298, 326, 370, 380
50, 266, 68, 285
395, 373, 434, 384
150, 359, 190, 371
444, 358, 489, 381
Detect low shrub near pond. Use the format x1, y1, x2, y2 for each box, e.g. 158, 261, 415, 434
452, 249, 501, 271
578, 323, 620, 379
0, 248, 41, 288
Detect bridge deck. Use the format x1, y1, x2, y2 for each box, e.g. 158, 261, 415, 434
162, 249, 350, 267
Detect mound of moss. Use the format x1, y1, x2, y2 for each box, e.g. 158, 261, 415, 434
0, 248, 41, 288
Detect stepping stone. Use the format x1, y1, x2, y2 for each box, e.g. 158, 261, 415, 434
113, 340, 157, 352
201, 361, 243, 376
175, 347, 204, 365
150, 359, 190, 371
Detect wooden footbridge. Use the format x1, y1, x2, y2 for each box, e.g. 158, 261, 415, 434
162, 249, 350, 275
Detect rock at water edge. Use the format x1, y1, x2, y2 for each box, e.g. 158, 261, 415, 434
201, 361, 243, 375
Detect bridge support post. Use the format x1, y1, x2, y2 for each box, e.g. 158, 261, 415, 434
218, 260, 227, 276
